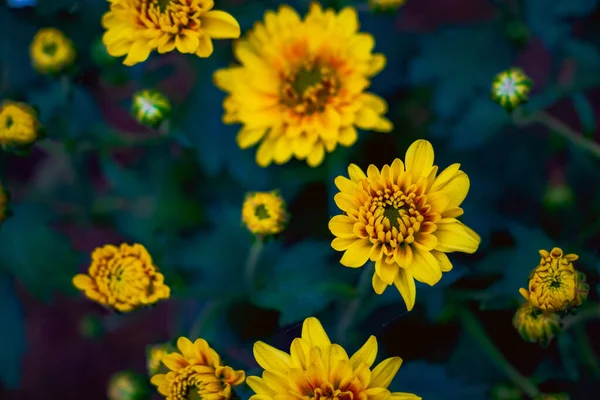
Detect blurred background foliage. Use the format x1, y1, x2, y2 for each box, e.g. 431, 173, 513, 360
1, 0, 600, 399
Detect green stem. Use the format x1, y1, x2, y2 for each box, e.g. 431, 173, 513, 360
573, 325, 600, 377
188, 301, 218, 340
458, 307, 540, 398
336, 264, 373, 343
245, 238, 264, 290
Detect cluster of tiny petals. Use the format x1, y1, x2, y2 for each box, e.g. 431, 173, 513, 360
0, 100, 41, 151
241, 191, 288, 236
512, 302, 561, 346
29, 27, 76, 74
519, 247, 588, 313
72, 243, 170, 312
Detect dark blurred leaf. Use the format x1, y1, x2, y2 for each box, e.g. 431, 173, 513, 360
0, 274, 26, 389
252, 240, 347, 325
571, 93, 596, 138
34, 0, 77, 15
0, 8, 38, 95
389, 360, 489, 400
0, 203, 80, 299
447, 99, 511, 150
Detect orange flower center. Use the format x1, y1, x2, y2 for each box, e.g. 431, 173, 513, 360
313, 382, 358, 400
138, 0, 209, 32
281, 61, 339, 115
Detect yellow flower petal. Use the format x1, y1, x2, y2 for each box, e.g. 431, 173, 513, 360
394, 268, 416, 311
340, 239, 372, 268
123, 40, 152, 66
334, 176, 358, 194
72, 274, 94, 290
366, 387, 392, 400
253, 341, 292, 371
350, 335, 378, 369
329, 215, 356, 238
237, 128, 267, 149
202, 10, 241, 39
437, 171, 470, 209
290, 338, 311, 369
519, 288, 530, 302
431, 250, 453, 272
161, 353, 188, 370
429, 163, 461, 192
434, 221, 480, 254
246, 376, 276, 396
175, 30, 200, 54
332, 237, 358, 251
195, 34, 214, 58
177, 337, 200, 359
372, 273, 388, 294
405, 139, 434, 179
375, 258, 399, 285
348, 163, 367, 182
389, 393, 422, 400
334, 193, 359, 214
407, 249, 442, 286
301, 317, 331, 349
370, 357, 403, 389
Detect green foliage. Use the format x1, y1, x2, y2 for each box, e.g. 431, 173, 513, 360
0, 275, 26, 389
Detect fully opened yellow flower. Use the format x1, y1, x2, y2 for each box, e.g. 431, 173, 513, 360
329, 139, 480, 311
102, 0, 241, 66
0, 100, 41, 151
30, 27, 76, 74
72, 243, 170, 312
242, 191, 288, 236
150, 337, 246, 400
0, 182, 9, 224
248, 317, 420, 400
213, 3, 392, 168
512, 302, 560, 347
519, 248, 589, 312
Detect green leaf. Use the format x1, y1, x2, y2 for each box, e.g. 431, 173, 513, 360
0, 274, 27, 389
0, 203, 80, 299
571, 93, 596, 138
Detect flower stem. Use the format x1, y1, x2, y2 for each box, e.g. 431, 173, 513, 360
336, 264, 373, 343
188, 301, 218, 340
458, 307, 540, 398
245, 237, 264, 290
573, 325, 600, 377
561, 304, 600, 331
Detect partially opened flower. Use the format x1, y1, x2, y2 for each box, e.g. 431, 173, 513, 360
72, 243, 170, 312
214, 3, 392, 167
150, 337, 245, 399
0, 100, 42, 152
512, 302, 560, 347
329, 139, 480, 311
30, 27, 76, 74
102, 0, 241, 66
248, 316, 420, 400
242, 191, 288, 237
519, 248, 589, 312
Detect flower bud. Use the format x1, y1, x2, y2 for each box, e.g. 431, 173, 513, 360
131, 89, 172, 129
513, 302, 561, 347
491, 68, 532, 112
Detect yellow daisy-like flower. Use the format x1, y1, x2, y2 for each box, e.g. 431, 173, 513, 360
147, 343, 171, 376
328, 139, 480, 311
29, 27, 76, 74
0, 100, 41, 151
0, 182, 9, 225
248, 316, 421, 400
108, 370, 149, 400
150, 337, 246, 400
519, 248, 589, 312
102, 0, 241, 66
491, 68, 532, 112
512, 302, 561, 347
242, 191, 288, 236
72, 243, 171, 312
213, 3, 392, 168
369, 0, 407, 11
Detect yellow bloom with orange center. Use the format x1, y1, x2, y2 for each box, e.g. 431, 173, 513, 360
0, 182, 9, 224
512, 302, 560, 347
247, 316, 420, 400
0, 100, 41, 151
519, 248, 589, 312
328, 139, 480, 311
213, 3, 392, 168
242, 191, 288, 236
150, 337, 246, 400
30, 27, 76, 74
72, 243, 170, 312
102, 0, 241, 66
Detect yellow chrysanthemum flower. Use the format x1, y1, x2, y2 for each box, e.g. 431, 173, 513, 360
248, 316, 421, 400
0, 182, 9, 224
519, 248, 589, 312
72, 243, 171, 312
0, 100, 41, 151
512, 302, 560, 347
102, 0, 241, 66
369, 0, 407, 11
242, 191, 288, 236
328, 139, 480, 311
147, 343, 171, 376
213, 3, 393, 168
150, 337, 246, 400
108, 370, 149, 400
30, 27, 76, 74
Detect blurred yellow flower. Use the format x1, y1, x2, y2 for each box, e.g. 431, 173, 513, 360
369, 0, 406, 11
213, 3, 392, 168
147, 343, 171, 376
0, 101, 41, 152
519, 248, 589, 312
131, 89, 172, 129
150, 337, 246, 400
247, 316, 421, 400
0, 182, 8, 224
108, 370, 149, 400
242, 191, 288, 236
72, 243, 170, 312
512, 302, 560, 347
328, 139, 480, 311
30, 27, 76, 74
102, 0, 241, 66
